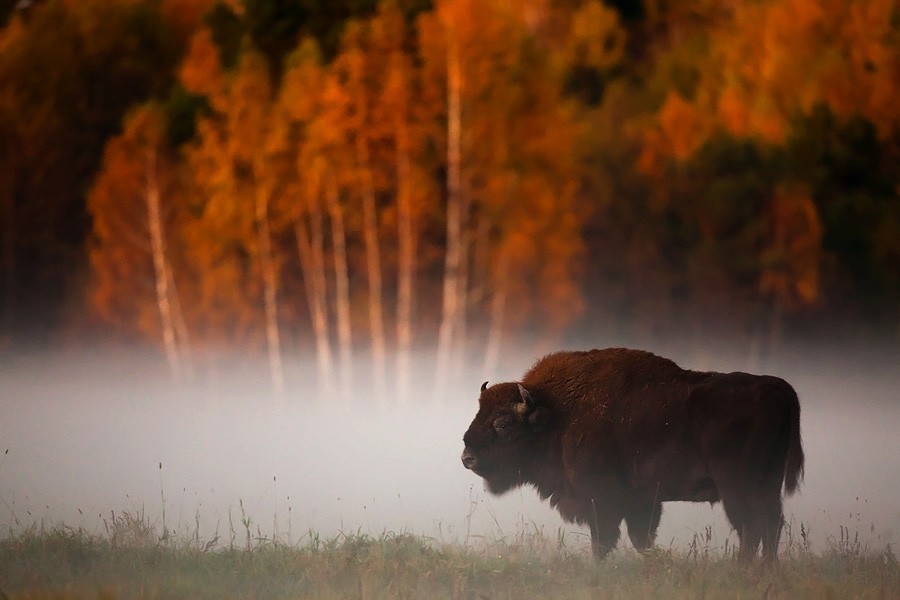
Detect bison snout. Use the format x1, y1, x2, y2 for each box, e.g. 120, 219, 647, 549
461, 448, 477, 470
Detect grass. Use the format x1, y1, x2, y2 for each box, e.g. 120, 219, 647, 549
1, 512, 897, 599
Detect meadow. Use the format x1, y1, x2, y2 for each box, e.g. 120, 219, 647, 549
1, 510, 897, 600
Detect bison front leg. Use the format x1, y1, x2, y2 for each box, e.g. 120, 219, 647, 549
624, 500, 662, 552
588, 499, 622, 560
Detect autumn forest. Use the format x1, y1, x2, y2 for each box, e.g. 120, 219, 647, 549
1, 0, 898, 399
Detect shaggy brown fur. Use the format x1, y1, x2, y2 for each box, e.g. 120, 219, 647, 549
461, 348, 804, 562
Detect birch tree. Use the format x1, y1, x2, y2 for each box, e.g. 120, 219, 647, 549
422, 0, 591, 387
291, 156, 334, 395
88, 104, 192, 381
242, 53, 286, 402
185, 48, 287, 402
279, 40, 338, 396
429, 1, 467, 395
371, 2, 432, 405
322, 168, 354, 399
332, 22, 389, 398
282, 38, 359, 400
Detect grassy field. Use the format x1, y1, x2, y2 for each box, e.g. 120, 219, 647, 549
1, 512, 897, 599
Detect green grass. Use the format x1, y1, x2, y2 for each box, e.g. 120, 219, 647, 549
1, 513, 897, 599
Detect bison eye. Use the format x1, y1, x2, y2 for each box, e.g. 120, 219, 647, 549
493, 416, 514, 432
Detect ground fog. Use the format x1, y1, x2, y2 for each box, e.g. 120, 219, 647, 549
1, 344, 897, 556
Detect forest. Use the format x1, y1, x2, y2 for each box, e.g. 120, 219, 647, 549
1, 0, 898, 399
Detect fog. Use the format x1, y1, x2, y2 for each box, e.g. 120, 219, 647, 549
1, 343, 897, 556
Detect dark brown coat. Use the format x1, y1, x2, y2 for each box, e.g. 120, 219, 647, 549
461, 348, 804, 561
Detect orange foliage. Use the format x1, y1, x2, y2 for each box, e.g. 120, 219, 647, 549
0, 11, 25, 53
828, 0, 899, 137
639, 91, 709, 175
760, 186, 823, 311
566, 1, 625, 71
645, 0, 899, 165
180, 50, 281, 345
161, 0, 217, 44
732, 0, 896, 139
179, 27, 223, 99
449, 0, 585, 330
715, 86, 753, 139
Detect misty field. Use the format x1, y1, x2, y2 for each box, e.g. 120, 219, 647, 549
1, 514, 897, 600
3, 348, 899, 599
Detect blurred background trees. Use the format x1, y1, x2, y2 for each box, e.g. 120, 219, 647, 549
1, 0, 897, 396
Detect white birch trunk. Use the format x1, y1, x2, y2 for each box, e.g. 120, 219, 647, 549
482, 248, 509, 382
324, 170, 353, 400
294, 174, 333, 397
454, 217, 473, 378
145, 148, 183, 383
470, 217, 492, 309
395, 108, 415, 406
356, 129, 387, 400
168, 270, 194, 380
435, 31, 464, 397
254, 181, 285, 403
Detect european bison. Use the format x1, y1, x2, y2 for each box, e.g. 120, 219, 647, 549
461, 348, 804, 562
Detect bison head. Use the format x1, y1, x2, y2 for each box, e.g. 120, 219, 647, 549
461, 381, 551, 495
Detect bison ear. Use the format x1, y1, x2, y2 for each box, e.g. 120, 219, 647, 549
517, 384, 549, 430
516, 384, 535, 411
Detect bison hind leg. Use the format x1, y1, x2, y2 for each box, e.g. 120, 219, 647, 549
719, 480, 784, 563
624, 500, 662, 552
716, 483, 758, 562
756, 494, 784, 561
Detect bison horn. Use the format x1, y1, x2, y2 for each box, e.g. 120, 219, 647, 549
517, 383, 534, 410
481, 381, 489, 392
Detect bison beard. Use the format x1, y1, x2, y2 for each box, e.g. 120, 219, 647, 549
461, 348, 804, 562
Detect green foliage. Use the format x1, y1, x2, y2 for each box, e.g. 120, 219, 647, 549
672, 135, 775, 232
785, 105, 900, 319
204, 1, 243, 69
649, 134, 779, 324
0, 0, 14, 27
204, 0, 398, 77
164, 83, 208, 147
607, 0, 644, 22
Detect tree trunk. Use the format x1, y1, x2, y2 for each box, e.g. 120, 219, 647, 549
168, 269, 194, 380
470, 216, 492, 309
294, 175, 333, 397
482, 248, 509, 382
454, 215, 474, 378
355, 128, 386, 400
145, 148, 184, 383
0, 187, 14, 346
435, 31, 464, 398
395, 107, 415, 406
0, 132, 16, 346
254, 180, 285, 403
324, 170, 353, 401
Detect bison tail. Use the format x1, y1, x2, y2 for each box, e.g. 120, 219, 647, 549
783, 385, 805, 495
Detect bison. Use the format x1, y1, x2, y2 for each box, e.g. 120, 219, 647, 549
461, 348, 804, 562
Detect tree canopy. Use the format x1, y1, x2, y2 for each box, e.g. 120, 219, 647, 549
2, 0, 897, 382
